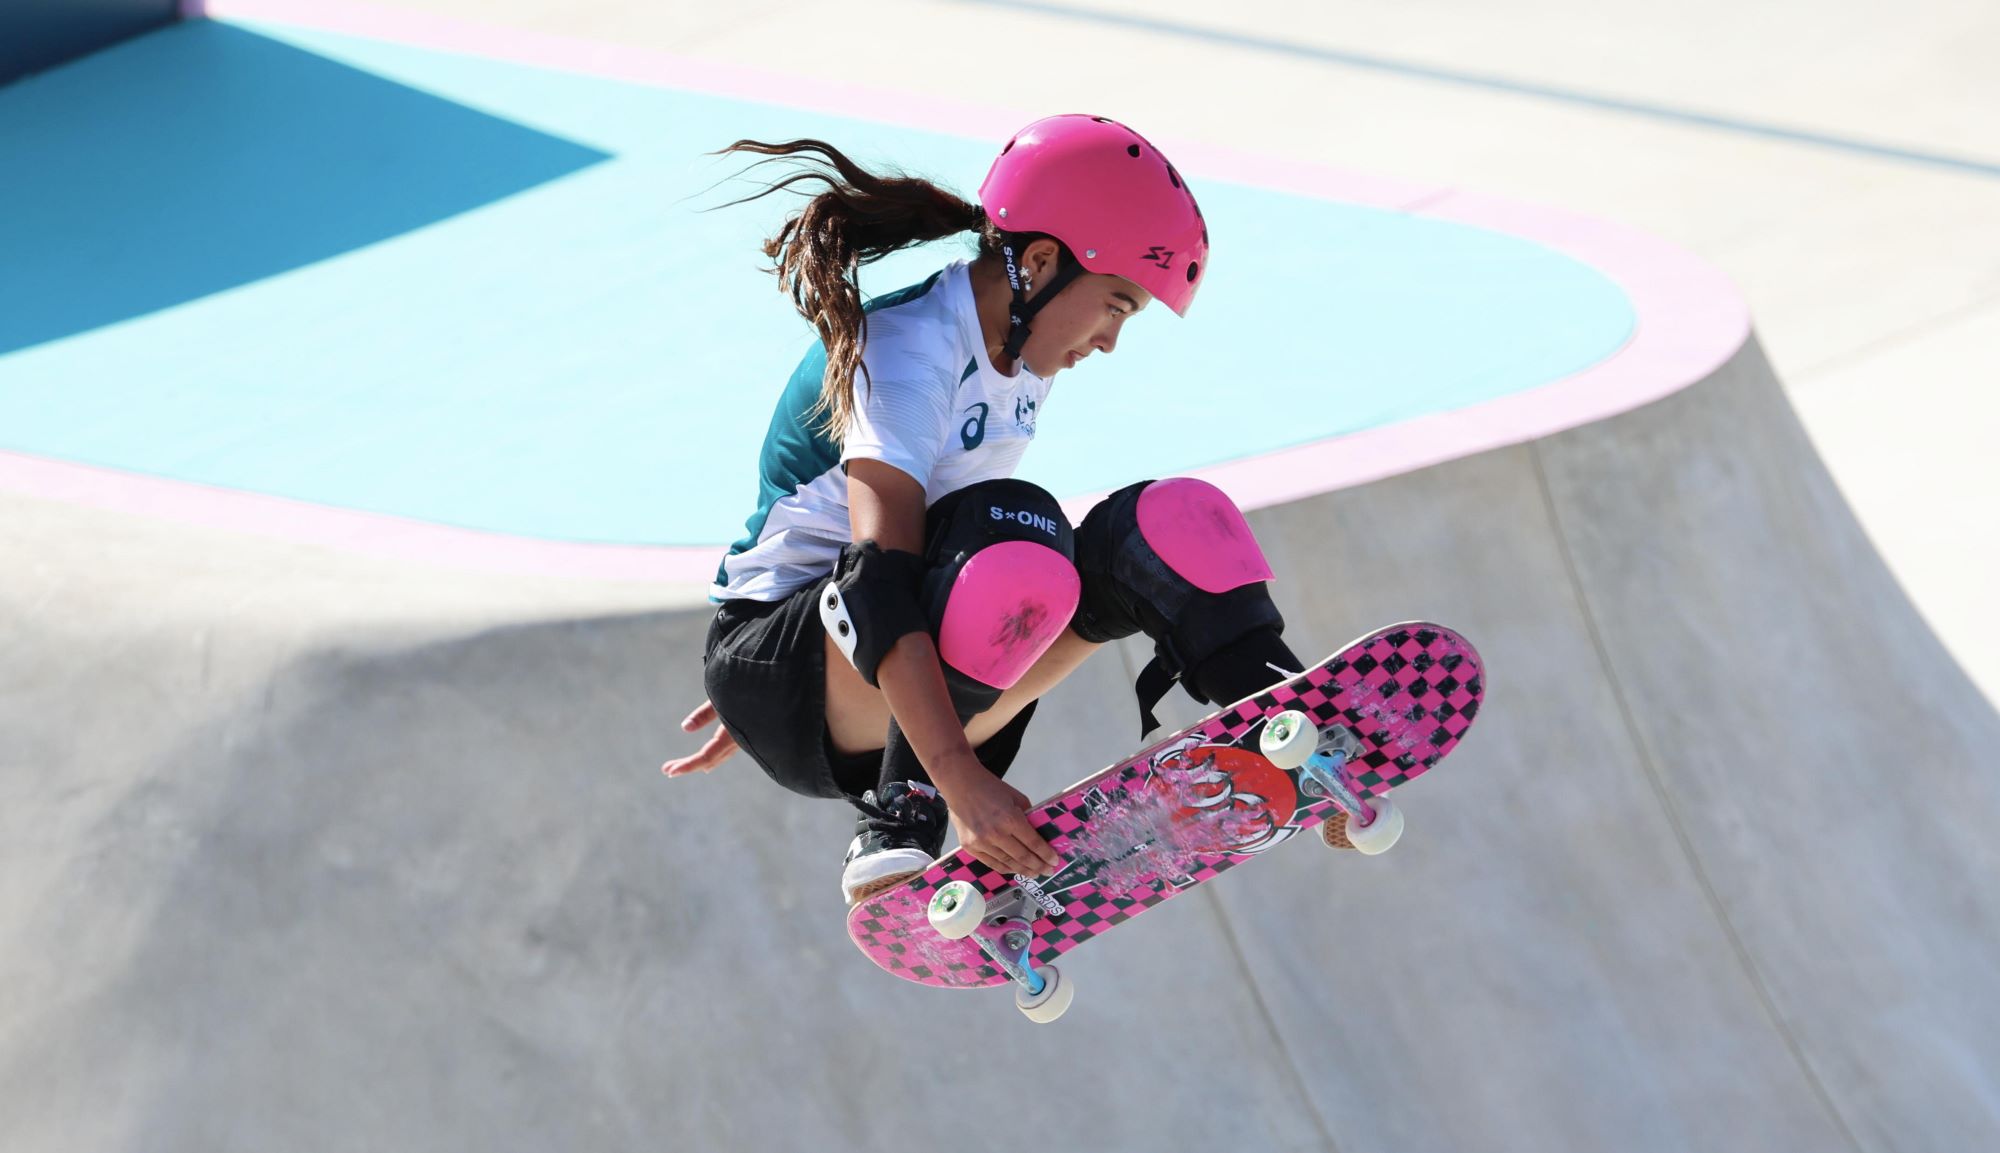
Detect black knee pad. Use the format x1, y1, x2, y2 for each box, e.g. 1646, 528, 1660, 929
918, 478, 1079, 698
921, 478, 1076, 571
821, 479, 1077, 693
1071, 478, 1291, 731
871, 482, 1073, 797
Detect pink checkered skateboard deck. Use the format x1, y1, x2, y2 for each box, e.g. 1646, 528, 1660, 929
846, 621, 1484, 992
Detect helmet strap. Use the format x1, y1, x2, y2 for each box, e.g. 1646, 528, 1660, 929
998, 234, 1089, 365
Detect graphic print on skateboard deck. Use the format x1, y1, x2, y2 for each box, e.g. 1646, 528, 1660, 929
847, 622, 1484, 988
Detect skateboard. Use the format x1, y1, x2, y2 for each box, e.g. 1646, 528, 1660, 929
846, 622, 1485, 1021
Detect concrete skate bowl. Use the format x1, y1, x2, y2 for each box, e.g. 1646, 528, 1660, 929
5, 10, 2000, 1152
10, 346, 2000, 1152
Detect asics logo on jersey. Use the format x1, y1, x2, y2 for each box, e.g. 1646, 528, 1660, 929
990, 506, 1061, 537
1143, 246, 1175, 269
960, 403, 989, 450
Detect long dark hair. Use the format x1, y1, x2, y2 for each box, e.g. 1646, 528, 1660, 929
716, 138, 1001, 442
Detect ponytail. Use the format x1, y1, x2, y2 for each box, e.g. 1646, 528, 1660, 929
716, 139, 986, 442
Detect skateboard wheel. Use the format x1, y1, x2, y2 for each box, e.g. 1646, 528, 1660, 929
926, 881, 986, 940
1016, 965, 1073, 1023
1259, 710, 1320, 770
1346, 797, 1404, 855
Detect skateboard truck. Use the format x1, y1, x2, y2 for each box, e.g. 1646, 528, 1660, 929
1260, 710, 1406, 855
926, 882, 1075, 1023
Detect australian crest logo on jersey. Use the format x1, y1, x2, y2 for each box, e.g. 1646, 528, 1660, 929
1014, 394, 1038, 437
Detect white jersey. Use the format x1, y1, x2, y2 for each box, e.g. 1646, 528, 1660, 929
711, 261, 1053, 602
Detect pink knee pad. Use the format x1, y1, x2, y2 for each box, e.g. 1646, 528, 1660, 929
1134, 477, 1275, 593
937, 541, 1081, 690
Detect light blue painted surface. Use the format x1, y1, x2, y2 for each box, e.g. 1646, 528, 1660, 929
0, 18, 1636, 546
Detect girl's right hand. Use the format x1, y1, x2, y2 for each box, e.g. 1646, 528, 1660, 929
938, 757, 1063, 877
661, 700, 739, 778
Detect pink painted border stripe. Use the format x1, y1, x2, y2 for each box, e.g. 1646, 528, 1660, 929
14, 0, 1747, 585
0, 452, 723, 581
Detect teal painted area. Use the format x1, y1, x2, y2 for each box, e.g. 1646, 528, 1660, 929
0, 18, 1636, 547
0, 22, 608, 354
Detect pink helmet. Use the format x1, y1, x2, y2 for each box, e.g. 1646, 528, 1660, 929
978, 114, 1209, 317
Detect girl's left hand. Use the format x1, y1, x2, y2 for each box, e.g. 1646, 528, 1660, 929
661, 700, 739, 777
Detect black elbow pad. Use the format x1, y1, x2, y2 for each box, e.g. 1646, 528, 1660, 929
817, 540, 928, 686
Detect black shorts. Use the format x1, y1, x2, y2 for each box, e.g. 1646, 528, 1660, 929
703, 580, 1040, 804
703, 582, 879, 801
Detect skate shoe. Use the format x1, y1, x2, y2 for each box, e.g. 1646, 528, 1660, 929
841, 781, 949, 906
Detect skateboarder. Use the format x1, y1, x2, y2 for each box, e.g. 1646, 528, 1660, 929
664, 115, 1311, 906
